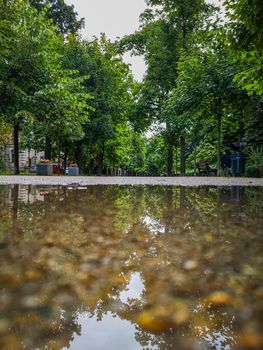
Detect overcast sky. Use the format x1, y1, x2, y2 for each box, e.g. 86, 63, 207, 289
64, 0, 146, 80
65, 0, 221, 81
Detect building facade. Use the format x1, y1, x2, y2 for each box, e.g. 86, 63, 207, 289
0, 144, 44, 170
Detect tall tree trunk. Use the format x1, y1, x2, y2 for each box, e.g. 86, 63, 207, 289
215, 99, 222, 176
63, 148, 68, 173
166, 122, 173, 176
4, 144, 7, 172
217, 113, 222, 176
57, 134, 61, 173
96, 145, 104, 176
89, 158, 94, 175
175, 145, 178, 175
44, 136, 52, 160
13, 123, 20, 175
167, 141, 173, 176
180, 135, 186, 176
180, 12, 188, 177
194, 143, 197, 176
28, 148, 31, 169
75, 142, 83, 174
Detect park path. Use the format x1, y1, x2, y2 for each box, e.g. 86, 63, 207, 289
0, 176, 263, 186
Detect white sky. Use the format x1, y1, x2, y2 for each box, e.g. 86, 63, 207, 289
65, 0, 222, 81
65, 0, 147, 81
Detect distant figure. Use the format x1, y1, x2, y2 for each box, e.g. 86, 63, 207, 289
221, 151, 231, 176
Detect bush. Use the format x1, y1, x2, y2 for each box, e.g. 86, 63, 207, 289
246, 147, 263, 177
0, 156, 6, 172
187, 140, 217, 169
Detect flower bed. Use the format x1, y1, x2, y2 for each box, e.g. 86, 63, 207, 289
36, 160, 53, 176
68, 163, 79, 176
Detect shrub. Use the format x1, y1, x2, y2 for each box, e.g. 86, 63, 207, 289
187, 140, 217, 168
246, 147, 263, 177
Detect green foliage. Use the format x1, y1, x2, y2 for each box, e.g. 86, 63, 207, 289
60, 34, 135, 172
0, 0, 262, 176
104, 125, 146, 172
0, 0, 60, 119
119, 0, 218, 175
121, 0, 263, 177
224, 0, 263, 95
0, 0, 91, 173
29, 0, 84, 34
33, 75, 91, 135
224, 0, 263, 49
246, 147, 263, 177
187, 140, 217, 168
242, 96, 263, 147
166, 42, 238, 172
145, 134, 167, 175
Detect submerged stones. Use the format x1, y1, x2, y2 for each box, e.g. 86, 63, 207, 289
205, 291, 233, 307
183, 259, 199, 271
136, 299, 189, 333
0, 185, 262, 349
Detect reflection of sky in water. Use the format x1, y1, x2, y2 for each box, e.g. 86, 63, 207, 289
1, 185, 262, 350
194, 303, 236, 350
66, 312, 141, 350
119, 272, 145, 303
65, 273, 148, 350
65, 273, 238, 350
143, 215, 166, 235
195, 328, 236, 350
203, 330, 235, 350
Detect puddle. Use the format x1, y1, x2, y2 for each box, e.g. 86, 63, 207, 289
0, 185, 262, 349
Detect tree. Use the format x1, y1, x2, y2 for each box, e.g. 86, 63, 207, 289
0, 0, 62, 174
29, 0, 84, 34
104, 125, 146, 175
31, 74, 91, 169
166, 39, 243, 174
62, 35, 134, 174
242, 95, 263, 147
145, 133, 168, 176
224, 0, 263, 95
0, 120, 12, 171
120, 0, 214, 175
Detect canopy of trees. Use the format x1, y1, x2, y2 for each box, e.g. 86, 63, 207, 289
0, 0, 262, 176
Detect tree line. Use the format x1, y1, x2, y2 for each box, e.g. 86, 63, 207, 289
0, 0, 144, 175
0, 0, 263, 176
119, 0, 263, 176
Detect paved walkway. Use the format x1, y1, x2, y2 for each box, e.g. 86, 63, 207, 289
0, 176, 262, 186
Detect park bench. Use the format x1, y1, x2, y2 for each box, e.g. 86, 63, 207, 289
197, 160, 217, 176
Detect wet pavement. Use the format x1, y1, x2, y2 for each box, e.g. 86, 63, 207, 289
0, 185, 262, 350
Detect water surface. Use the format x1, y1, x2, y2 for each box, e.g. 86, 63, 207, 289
0, 185, 262, 350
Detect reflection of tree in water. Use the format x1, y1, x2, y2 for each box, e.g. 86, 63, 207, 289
0, 185, 262, 349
